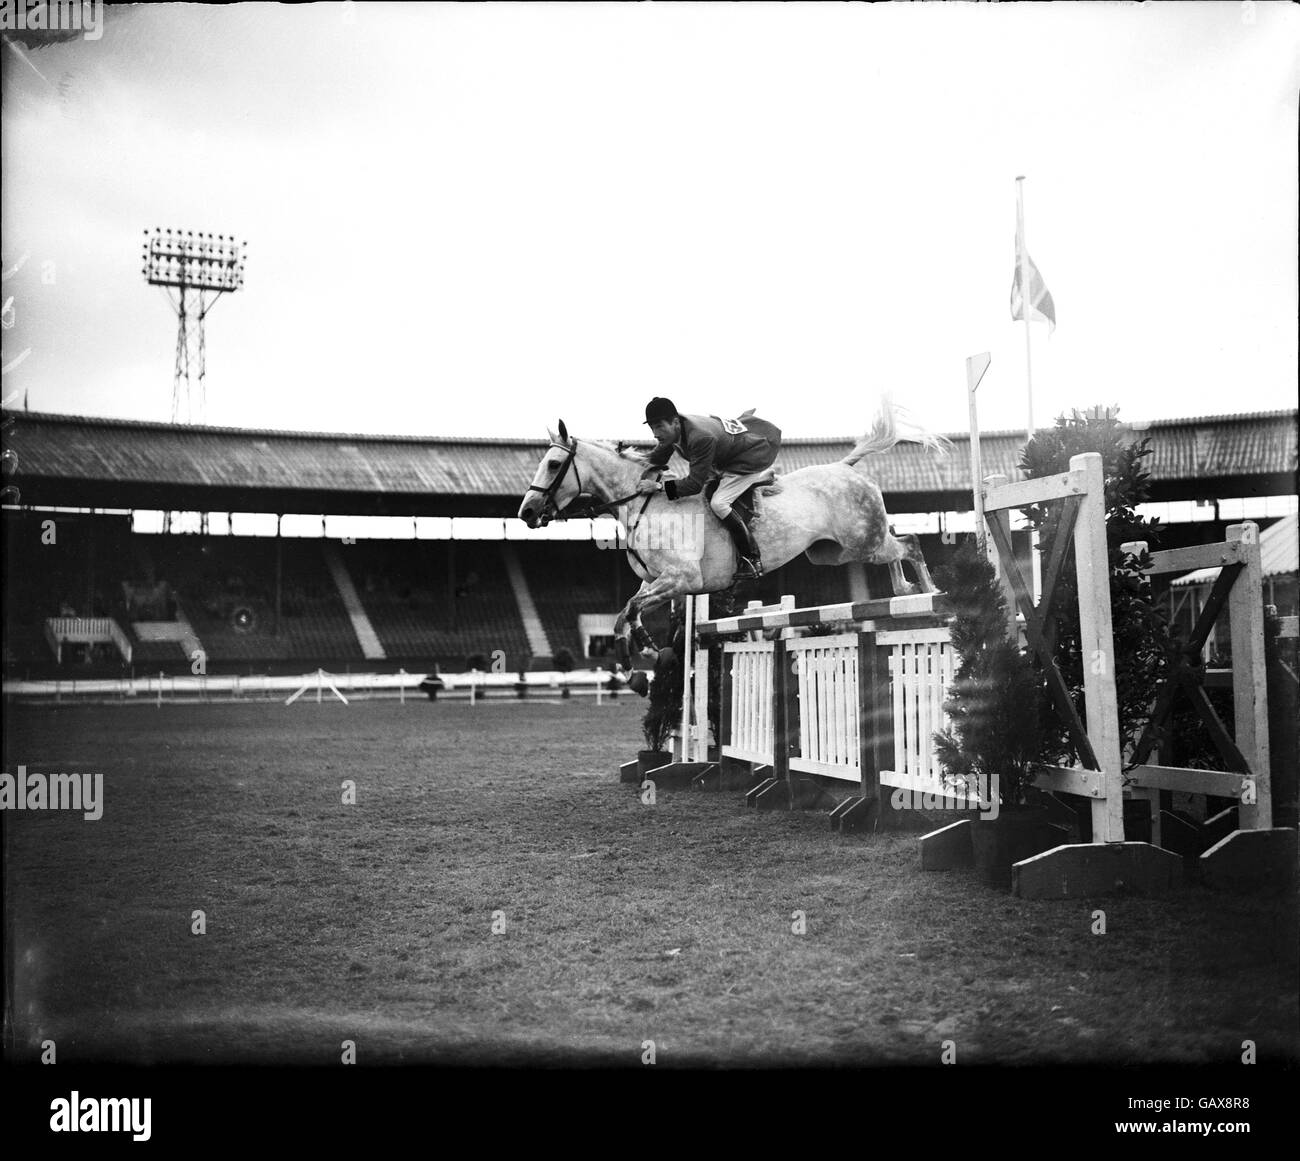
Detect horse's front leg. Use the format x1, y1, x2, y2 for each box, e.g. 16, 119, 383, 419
627, 570, 698, 648
614, 584, 653, 667
615, 571, 698, 663
615, 580, 671, 663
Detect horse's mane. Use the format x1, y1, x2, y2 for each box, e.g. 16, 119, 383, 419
580, 437, 651, 466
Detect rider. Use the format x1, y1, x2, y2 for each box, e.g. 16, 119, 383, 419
635, 397, 781, 584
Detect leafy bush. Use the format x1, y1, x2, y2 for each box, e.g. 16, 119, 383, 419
1020, 407, 1170, 764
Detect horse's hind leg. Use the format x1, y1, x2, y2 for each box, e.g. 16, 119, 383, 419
808, 533, 926, 596
880, 532, 936, 596
905, 534, 937, 593
887, 560, 914, 596
893, 532, 935, 594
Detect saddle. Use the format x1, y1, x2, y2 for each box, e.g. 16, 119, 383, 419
703, 471, 779, 522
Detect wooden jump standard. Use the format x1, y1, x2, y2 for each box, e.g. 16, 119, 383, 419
627, 453, 1295, 900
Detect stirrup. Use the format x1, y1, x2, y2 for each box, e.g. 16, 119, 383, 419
731, 556, 763, 585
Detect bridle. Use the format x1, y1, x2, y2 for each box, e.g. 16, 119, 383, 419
524, 436, 657, 571
524, 439, 585, 526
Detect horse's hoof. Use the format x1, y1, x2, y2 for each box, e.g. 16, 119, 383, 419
626, 671, 650, 698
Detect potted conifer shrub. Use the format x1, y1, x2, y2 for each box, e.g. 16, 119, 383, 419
638, 615, 688, 777
638, 644, 682, 777
933, 540, 1060, 886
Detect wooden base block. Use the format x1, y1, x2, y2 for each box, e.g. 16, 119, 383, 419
1202, 805, 1241, 849
1024, 789, 1085, 839
829, 796, 877, 834
1200, 828, 1298, 894
1156, 810, 1202, 859
788, 772, 841, 811
745, 763, 775, 788
1012, 842, 1184, 900
918, 820, 974, 870
646, 761, 715, 788
745, 778, 785, 810
690, 763, 725, 790
698, 757, 769, 792
692, 764, 722, 791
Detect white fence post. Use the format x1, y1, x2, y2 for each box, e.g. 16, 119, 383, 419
1227, 522, 1270, 829
1073, 452, 1124, 843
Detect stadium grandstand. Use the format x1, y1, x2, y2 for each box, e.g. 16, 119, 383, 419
2, 408, 1295, 681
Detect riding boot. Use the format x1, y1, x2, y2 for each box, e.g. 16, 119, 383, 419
721, 510, 762, 584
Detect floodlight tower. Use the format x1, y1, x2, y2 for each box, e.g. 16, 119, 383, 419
142, 228, 247, 423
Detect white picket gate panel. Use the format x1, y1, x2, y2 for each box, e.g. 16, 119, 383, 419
787, 634, 861, 781
719, 625, 970, 799
722, 641, 776, 764
878, 627, 975, 803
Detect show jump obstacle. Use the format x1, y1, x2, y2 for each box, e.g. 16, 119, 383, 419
633, 452, 1295, 901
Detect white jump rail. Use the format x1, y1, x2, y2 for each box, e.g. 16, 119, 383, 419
697, 591, 949, 637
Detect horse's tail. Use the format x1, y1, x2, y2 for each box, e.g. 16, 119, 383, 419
841, 392, 952, 467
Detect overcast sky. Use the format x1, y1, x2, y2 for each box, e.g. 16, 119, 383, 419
3, 2, 1297, 442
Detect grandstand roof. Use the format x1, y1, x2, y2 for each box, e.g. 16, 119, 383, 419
3, 408, 1295, 517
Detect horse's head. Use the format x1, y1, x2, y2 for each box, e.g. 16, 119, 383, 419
519, 419, 581, 528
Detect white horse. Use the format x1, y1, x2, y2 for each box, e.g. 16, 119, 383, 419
518, 397, 949, 658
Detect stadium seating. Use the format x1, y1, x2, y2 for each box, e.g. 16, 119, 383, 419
148, 537, 363, 664
518, 543, 622, 660
1, 507, 911, 679
351, 541, 530, 665
128, 638, 190, 666
3, 513, 134, 675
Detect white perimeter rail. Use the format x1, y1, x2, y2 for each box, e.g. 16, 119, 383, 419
3, 667, 631, 702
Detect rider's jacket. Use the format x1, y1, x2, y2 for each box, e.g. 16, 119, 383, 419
644, 412, 782, 501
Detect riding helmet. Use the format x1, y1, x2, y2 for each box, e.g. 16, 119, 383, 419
644, 397, 678, 425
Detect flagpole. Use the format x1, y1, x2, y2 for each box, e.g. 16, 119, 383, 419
1017, 176, 1034, 446
1017, 175, 1042, 606
966, 352, 992, 558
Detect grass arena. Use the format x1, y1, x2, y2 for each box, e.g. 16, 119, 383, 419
4, 698, 1296, 1067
